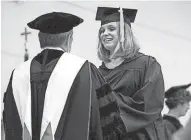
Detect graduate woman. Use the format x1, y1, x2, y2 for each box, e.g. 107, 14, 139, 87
95, 7, 168, 140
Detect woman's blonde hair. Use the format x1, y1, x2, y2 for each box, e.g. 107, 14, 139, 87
38, 30, 73, 51
97, 22, 140, 63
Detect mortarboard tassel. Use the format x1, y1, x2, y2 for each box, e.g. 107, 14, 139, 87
24, 48, 29, 61
119, 7, 125, 49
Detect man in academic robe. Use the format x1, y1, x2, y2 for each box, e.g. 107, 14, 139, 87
3, 12, 108, 140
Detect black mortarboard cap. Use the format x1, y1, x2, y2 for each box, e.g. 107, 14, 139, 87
95, 7, 137, 27
165, 83, 191, 99
27, 12, 83, 34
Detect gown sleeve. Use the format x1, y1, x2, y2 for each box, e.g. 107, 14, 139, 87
87, 62, 105, 140
89, 63, 126, 140
3, 70, 23, 140
114, 58, 165, 132
90, 63, 126, 140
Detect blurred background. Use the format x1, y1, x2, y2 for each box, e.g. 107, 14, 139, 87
1, 1, 191, 128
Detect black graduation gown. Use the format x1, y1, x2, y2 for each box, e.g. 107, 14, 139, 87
3, 49, 106, 140
163, 115, 183, 136
98, 52, 167, 140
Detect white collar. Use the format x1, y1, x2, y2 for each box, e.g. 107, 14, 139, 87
42, 46, 64, 52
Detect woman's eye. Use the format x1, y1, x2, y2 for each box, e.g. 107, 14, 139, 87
109, 27, 116, 31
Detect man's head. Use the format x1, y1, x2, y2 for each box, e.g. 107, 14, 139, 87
38, 31, 73, 52
165, 83, 191, 117
27, 12, 83, 51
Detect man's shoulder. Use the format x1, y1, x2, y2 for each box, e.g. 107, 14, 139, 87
79, 61, 99, 74
14, 59, 33, 74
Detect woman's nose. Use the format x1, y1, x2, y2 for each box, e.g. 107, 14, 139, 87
103, 29, 109, 35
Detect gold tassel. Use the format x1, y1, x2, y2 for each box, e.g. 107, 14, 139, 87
119, 7, 125, 49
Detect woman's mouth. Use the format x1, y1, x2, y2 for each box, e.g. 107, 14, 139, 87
104, 38, 113, 42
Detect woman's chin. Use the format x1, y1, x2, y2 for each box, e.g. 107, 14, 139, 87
104, 44, 115, 51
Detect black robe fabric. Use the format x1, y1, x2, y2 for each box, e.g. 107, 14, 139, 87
98, 52, 168, 140
3, 49, 107, 140
163, 115, 183, 136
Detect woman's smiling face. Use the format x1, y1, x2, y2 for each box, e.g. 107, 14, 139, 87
99, 22, 119, 53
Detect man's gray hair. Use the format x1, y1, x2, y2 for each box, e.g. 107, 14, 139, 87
97, 22, 140, 63
38, 30, 73, 49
